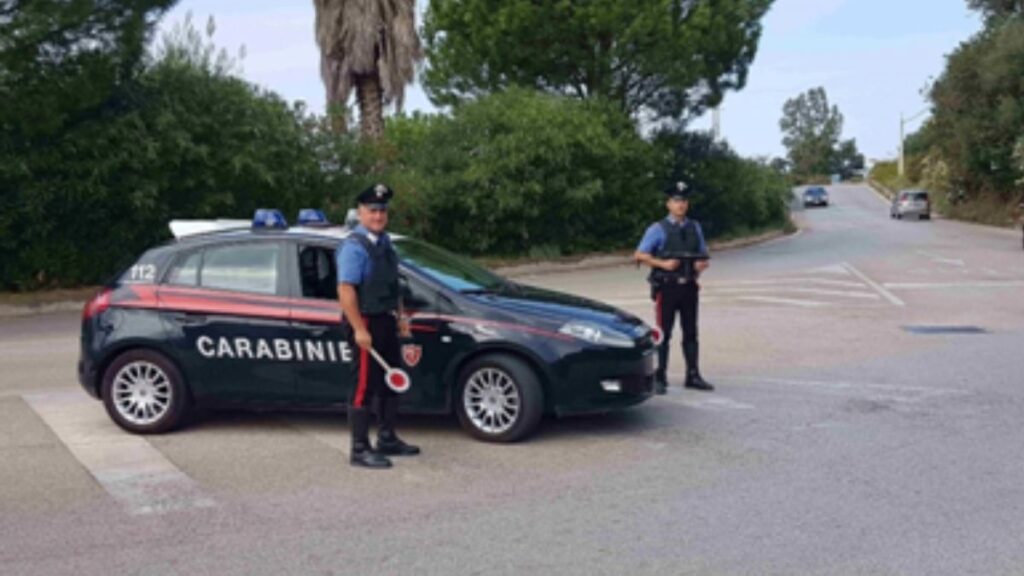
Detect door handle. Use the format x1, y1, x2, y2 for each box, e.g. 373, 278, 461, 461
294, 322, 329, 336
170, 312, 207, 325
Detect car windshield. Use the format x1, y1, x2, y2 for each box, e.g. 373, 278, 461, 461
393, 237, 509, 293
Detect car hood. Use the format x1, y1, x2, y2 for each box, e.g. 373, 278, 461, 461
461, 283, 647, 334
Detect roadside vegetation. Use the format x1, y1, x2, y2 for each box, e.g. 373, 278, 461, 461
871, 1, 1024, 226
0, 1, 788, 291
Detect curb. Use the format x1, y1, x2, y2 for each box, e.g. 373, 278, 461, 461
496, 224, 797, 278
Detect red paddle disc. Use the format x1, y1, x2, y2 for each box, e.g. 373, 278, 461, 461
385, 368, 411, 393
651, 326, 664, 346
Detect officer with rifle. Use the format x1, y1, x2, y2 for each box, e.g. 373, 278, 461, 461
634, 181, 714, 395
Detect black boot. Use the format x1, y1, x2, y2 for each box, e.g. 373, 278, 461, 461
683, 342, 714, 392
654, 342, 669, 395
376, 397, 420, 456
349, 406, 392, 468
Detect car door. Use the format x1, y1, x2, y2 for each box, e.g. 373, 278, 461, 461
288, 242, 355, 404
395, 271, 455, 413
160, 239, 295, 401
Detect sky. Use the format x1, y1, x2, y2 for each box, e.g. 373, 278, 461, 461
155, 0, 983, 162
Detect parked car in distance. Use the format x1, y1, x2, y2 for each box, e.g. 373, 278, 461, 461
891, 189, 931, 220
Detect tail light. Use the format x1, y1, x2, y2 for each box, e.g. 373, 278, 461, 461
82, 288, 113, 320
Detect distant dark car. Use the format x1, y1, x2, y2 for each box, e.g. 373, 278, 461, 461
803, 186, 829, 208
891, 190, 931, 220
78, 210, 657, 443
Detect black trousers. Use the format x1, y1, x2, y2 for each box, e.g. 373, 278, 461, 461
346, 313, 400, 409
654, 281, 699, 379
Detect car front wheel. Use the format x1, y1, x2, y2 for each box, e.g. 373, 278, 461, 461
456, 354, 544, 443
101, 349, 190, 434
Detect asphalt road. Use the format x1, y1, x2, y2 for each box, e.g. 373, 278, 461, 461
2, 184, 1023, 575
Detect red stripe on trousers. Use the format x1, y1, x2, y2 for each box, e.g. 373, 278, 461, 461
355, 346, 368, 407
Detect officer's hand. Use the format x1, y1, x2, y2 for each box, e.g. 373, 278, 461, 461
355, 329, 372, 350
398, 318, 411, 338
695, 260, 710, 273
660, 259, 680, 271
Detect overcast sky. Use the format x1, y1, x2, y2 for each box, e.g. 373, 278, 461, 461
156, 0, 983, 162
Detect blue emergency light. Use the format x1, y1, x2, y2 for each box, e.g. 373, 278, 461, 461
252, 209, 288, 229
297, 208, 329, 227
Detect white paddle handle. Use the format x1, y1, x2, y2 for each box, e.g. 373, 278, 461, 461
368, 347, 391, 371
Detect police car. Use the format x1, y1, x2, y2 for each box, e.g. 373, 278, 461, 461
78, 210, 658, 442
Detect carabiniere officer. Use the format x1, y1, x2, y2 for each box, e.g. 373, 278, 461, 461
634, 181, 715, 394
336, 184, 420, 469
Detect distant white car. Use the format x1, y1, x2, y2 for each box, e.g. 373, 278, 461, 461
890, 189, 931, 220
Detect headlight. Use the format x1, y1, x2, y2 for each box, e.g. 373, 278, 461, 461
558, 320, 634, 348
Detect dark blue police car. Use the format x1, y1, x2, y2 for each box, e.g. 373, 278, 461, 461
78, 210, 658, 442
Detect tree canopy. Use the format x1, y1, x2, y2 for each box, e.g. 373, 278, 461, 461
422, 0, 773, 121
779, 87, 861, 181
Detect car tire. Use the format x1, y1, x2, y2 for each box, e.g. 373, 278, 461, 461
101, 349, 190, 434
455, 353, 544, 443
896, 213, 903, 220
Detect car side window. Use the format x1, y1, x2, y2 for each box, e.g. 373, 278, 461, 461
297, 245, 338, 300
401, 273, 439, 311
166, 251, 202, 287
200, 243, 281, 295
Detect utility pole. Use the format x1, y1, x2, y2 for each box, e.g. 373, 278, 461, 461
899, 108, 929, 177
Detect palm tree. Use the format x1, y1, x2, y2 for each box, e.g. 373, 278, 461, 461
313, 0, 421, 139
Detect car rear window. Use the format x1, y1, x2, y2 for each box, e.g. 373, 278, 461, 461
198, 243, 281, 295
912, 192, 929, 201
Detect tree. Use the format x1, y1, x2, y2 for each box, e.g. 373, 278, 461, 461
833, 138, 865, 180
928, 17, 1024, 200
779, 87, 844, 180
313, 0, 422, 139
966, 0, 1023, 22
422, 0, 773, 121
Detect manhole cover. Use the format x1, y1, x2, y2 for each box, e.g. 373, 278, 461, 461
902, 325, 987, 335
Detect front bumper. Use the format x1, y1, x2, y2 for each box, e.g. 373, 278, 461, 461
551, 346, 657, 415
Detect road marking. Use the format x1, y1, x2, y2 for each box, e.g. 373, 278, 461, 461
916, 250, 965, 267
605, 297, 722, 306
735, 296, 829, 307
728, 376, 968, 400
279, 416, 350, 457
883, 280, 1024, 290
705, 278, 865, 288
712, 287, 879, 300
662, 393, 755, 410
23, 390, 215, 515
807, 263, 854, 276
841, 262, 905, 307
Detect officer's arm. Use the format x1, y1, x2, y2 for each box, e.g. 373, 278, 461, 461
634, 224, 679, 270
634, 251, 678, 271
338, 284, 367, 333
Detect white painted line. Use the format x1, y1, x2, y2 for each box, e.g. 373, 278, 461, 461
705, 278, 865, 288
807, 263, 854, 276
727, 376, 968, 399
883, 280, 1024, 290
916, 250, 965, 267
711, 287, 879, 299
23, 390, 215, 515
606, 297, 722, 306
841, 263, 905, 307
662, 393, 755, 410
735, 296, 829, 308
279, 416, 349, 457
